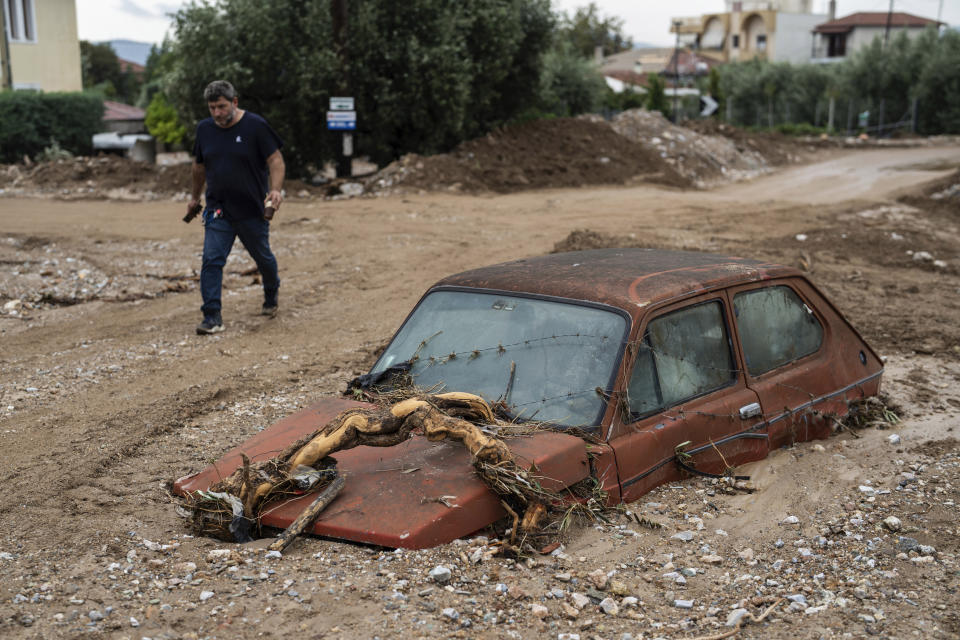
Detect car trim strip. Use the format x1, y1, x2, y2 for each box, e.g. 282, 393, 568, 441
619, 369, 883, 489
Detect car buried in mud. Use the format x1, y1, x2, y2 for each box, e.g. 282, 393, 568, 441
174, 248, 883, 549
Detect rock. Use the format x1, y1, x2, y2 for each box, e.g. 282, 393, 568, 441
429, 566, 452, 584
859, 485, 876, 496
554, 572, 572, 582
888, 434, 901, 445
912, 251, 933, 262
340, 182, 364, 197
265, 550, 282, 559
883, 516, 902, 532
787, 594, 808, 605
88, 610, 104, 622
558, 634, 581, 640
782, 516, 800, 525
561, 602, 580, 619
599, 597, 619, 616
671, 531, 694, 542
608, 579, 631, 596
897, 537, 920, 553
674, 599, 694, 609
726, 608, 749, 626
508, 585, 529, 600
701, 554, 723, 564
622, 596, 639, 608
919, 545, 936, 555
570, 592, 591, 609
588, 569, 609, 590
199, 590, 215, 602
531, 603, 549, 619
738, 548, 754, 562
130, 617, 140, 627
441, 607, 459, 621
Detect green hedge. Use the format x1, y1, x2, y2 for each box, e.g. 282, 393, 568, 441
0, 91, 104, 163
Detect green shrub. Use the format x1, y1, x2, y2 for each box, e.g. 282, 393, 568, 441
145, 92, 187, 144
0, 91, 104, 163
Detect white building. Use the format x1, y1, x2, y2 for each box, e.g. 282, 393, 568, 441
671, 0, 827, 65
812, 12, 942, 62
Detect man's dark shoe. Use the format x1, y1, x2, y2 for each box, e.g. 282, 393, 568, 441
261, 303, 278, 317
196, 316, 225, 335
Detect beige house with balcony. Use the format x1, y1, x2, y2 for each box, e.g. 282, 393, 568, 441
671, 0, 827, 65
2, 0, 82, 91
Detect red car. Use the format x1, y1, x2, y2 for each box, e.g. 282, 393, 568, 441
174, 249, 883, 548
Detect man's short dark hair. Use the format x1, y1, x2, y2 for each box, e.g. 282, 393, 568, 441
204, 80, 237, 102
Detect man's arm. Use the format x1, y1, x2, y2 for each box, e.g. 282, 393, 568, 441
188, 160, 205, 216
266, 150, 285, 209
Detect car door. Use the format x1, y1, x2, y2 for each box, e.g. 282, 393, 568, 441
726, 278, 881, 450
608, 293, 768, 504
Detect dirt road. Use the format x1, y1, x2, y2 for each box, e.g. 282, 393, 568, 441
1, 145, 958, 639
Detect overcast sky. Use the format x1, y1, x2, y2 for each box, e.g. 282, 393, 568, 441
76, 0, 958, 46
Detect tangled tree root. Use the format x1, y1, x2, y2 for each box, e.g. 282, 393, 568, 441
179, 392, 597, 548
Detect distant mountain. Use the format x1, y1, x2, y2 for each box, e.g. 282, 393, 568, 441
102, 39, 154, 66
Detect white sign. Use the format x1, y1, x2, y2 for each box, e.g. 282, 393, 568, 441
329, 96, 354, 111
700, 94, 718, 117
327, 110, 356, 131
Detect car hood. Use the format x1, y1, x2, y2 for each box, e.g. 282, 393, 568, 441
173, 397, 592, 549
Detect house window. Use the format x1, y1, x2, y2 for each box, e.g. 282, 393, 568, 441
756, 34, 767, 50
731, 34, 740, 48
827, 33, 846, 57
5, 0, 36, 43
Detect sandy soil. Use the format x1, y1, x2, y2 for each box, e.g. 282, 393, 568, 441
1, 144, 959, 639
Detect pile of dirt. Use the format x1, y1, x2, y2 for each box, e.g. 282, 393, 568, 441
0, 155, 194, 200
611, 110, 788, 187
366, 117, 690, 194
682, 117, 809, 166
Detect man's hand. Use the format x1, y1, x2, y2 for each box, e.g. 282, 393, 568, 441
184, 199, 203, 223
266, 189, 283, 208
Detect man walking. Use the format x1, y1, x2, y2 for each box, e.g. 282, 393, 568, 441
187, 80, 285, 335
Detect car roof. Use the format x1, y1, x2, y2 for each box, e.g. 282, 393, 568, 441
434, 248, 801, 316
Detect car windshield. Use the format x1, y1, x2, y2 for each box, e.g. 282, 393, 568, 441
370, 290, 628, 427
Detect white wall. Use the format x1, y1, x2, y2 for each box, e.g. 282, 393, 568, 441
774, 12, 827, 62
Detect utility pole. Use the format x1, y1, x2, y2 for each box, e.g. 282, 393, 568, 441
672, 20, 681, 123
1, 2, 13, 89
331, 0, 351, 178
884, 0, 894, 48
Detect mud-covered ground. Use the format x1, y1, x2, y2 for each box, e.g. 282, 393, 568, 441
0, 143, 959, 640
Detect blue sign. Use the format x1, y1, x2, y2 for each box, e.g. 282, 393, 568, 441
327, 110, 356, 131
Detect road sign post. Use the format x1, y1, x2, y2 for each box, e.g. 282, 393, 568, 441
328, 97, 356, 178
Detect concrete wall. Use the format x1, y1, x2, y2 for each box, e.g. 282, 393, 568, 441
847, 25, 929, 52
6, 0, 82, 91
773, 12, 827, 63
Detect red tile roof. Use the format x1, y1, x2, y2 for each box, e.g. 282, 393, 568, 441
815, 12, 941, 34
103, 100, 146, 121
118, 58, 145, 74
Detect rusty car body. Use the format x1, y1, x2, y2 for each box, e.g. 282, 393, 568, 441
174, 249, 883, 548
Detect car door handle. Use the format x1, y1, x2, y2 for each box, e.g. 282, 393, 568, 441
739, 402, 762, 419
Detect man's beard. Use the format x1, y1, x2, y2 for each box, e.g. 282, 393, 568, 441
214, 107, 236, 127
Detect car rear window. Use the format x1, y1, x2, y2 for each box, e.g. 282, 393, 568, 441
733, 285, 824, 376
627, 301, 736, 418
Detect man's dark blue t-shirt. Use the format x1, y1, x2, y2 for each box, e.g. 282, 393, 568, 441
193, 112, 283, 220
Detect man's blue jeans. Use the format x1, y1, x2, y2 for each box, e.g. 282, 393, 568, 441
200, 211, 279, 318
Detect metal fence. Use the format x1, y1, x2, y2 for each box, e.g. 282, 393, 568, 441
721, 95, 919, 136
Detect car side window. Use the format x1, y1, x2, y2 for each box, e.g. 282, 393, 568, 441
733, 285, 824, 376
627, 301, 736, 419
